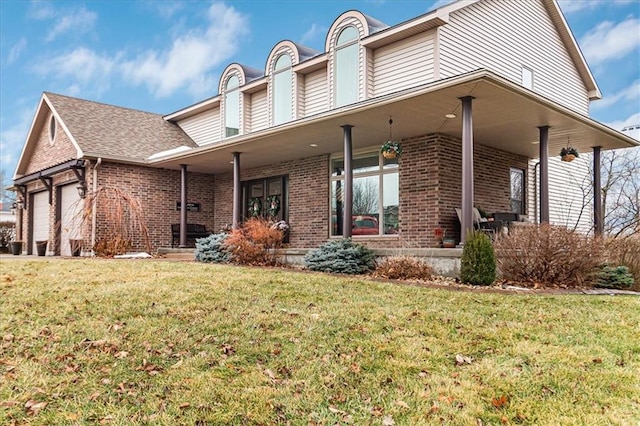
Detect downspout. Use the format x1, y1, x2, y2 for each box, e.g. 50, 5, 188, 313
533, 161, 540, 224
91, 158, 102, 255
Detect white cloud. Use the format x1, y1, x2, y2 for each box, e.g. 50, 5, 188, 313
7, 38, 27, 64
606, 112, 640, 132
592, 80, 640, 110
32, 47, 115, 96
580, 17, 640, 66
558, 0, 634, 14
28, 0, 55, 20
120, 2, 249, 98
45, 7, 97, 42
141, 0, 184, 19
300, 23, 326, 45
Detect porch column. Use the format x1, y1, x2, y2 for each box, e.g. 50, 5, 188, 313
232, 152, 241, 229
593, 146, 603, 236
460, 96, 474, 244
342, 125, 353, 239
538, 126, 550, 224
179, 164, 188, 248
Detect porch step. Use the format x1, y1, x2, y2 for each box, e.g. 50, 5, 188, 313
157, 247, 195, 261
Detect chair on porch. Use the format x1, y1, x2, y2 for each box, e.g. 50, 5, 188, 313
455, 208, 504, 239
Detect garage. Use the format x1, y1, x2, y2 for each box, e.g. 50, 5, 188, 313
59, 183, 83, 256
31, 191, 50, 255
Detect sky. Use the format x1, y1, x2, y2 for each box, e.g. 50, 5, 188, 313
1, 0, 639, 188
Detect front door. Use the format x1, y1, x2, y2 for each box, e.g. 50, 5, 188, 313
243, 175, 288, 223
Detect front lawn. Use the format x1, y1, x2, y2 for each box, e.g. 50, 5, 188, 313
1, 259, 638, 424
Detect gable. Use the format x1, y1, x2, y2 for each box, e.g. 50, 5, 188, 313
14, 95, 82, 177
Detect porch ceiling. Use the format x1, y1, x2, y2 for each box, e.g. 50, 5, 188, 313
152, 70, 638, 175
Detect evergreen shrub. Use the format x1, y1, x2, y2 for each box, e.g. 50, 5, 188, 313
305, 238, 376, 274
595, 266, 634, 289
460, 231, 496, 286
195, 233, 230, 263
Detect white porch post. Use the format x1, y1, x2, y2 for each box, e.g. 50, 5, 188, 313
342, 125, 353, 239
460, 96, 474, 244
232, 152, 241, 229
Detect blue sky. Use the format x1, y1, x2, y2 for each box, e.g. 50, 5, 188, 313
1, 0, 639, 184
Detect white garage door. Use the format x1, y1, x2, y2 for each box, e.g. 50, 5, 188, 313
60, 184, 84, 256
32, 191, 50, 254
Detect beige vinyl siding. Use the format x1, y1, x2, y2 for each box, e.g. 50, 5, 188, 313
176, 108, 221, 146
373, 31, 435, 97
303, 69, 328, 117
527, 156, 592, 233
249, 90, 269, 132
439, 0, 589, 114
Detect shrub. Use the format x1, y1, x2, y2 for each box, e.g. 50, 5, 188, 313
495, 224, 601, 287
195, 233, 230, 263
603, 237, 639, 291
0, 221, 15, 252
460, 231, 496, 286
595, 266, 634, 289
224, 218, 285, 266
374, 256, 434, 280
305, 239, 375, 274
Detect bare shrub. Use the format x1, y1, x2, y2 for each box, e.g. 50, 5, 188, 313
373, 256, 434, 280
495, 224, 602, 287
602, 236, 640, 291
81, 187, 150, 257
224, 218, 285, 266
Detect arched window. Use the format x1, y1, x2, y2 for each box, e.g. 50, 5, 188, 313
273, 54, 292, 125
225, 75, 240, 137
335, 26, 359, 107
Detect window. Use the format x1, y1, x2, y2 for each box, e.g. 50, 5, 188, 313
335, 26, 359, 107
521, 66, 533, 90
225, 75, 240, 137
243, 175, 288, 223
331, 152, 399, 236
510, 167, 525, 214
273, 54, 293, 125
48, 115, 56, 144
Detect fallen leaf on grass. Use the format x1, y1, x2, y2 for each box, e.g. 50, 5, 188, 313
1, 400, 20, 407
395, 400, 409, 409
25, 400, 47, 415
383, 415, 395, 425
179, 402, 190, 409
328, 405, 346, 415
455, 354, 473, 365
491, 395, 509, 409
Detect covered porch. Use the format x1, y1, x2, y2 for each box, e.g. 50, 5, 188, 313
154, 69, 638, 248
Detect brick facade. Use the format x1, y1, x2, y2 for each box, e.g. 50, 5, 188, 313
24, 111, 77, 175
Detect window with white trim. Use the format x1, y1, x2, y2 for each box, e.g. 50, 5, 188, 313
334, 26, 359, 107
331, 151, 399, 236
273, 54, 293, 125
225, 75, 240, 137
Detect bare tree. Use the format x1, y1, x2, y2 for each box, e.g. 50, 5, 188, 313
353, 179, 378, 215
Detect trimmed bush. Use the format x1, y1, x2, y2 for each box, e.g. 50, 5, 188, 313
374, 256, 434, 280
461, 231, 496, 286
305, 239, 375, 274
595, 266, 634, 289
195, 233, 230, 263
603, 237, 639, 291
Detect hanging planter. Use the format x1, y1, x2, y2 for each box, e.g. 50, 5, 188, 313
560, 146, 579, 162
248, 197, 262, 217
381, 118, 402, 159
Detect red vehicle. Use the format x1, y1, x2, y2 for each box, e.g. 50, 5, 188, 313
352, 215, 379, 235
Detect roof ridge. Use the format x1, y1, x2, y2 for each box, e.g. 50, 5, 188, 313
43, 91, 166, 117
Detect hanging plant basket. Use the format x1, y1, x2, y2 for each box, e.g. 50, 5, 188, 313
560, 147, 579, 162
381, 141, 402, 159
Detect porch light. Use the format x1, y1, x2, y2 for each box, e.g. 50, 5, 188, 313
310, 143, 318, 147
445, 113, 456, 119
77, 181, 87, 199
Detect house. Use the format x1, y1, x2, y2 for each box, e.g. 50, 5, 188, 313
11, 0, 638, 256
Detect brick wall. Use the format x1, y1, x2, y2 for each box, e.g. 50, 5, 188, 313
25, 111, 77, 175
97, 163, 215, 250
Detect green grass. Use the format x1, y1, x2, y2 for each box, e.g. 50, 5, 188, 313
1, 259, 639, 425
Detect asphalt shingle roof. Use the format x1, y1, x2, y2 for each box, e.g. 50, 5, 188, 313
45, 92, 197, 162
